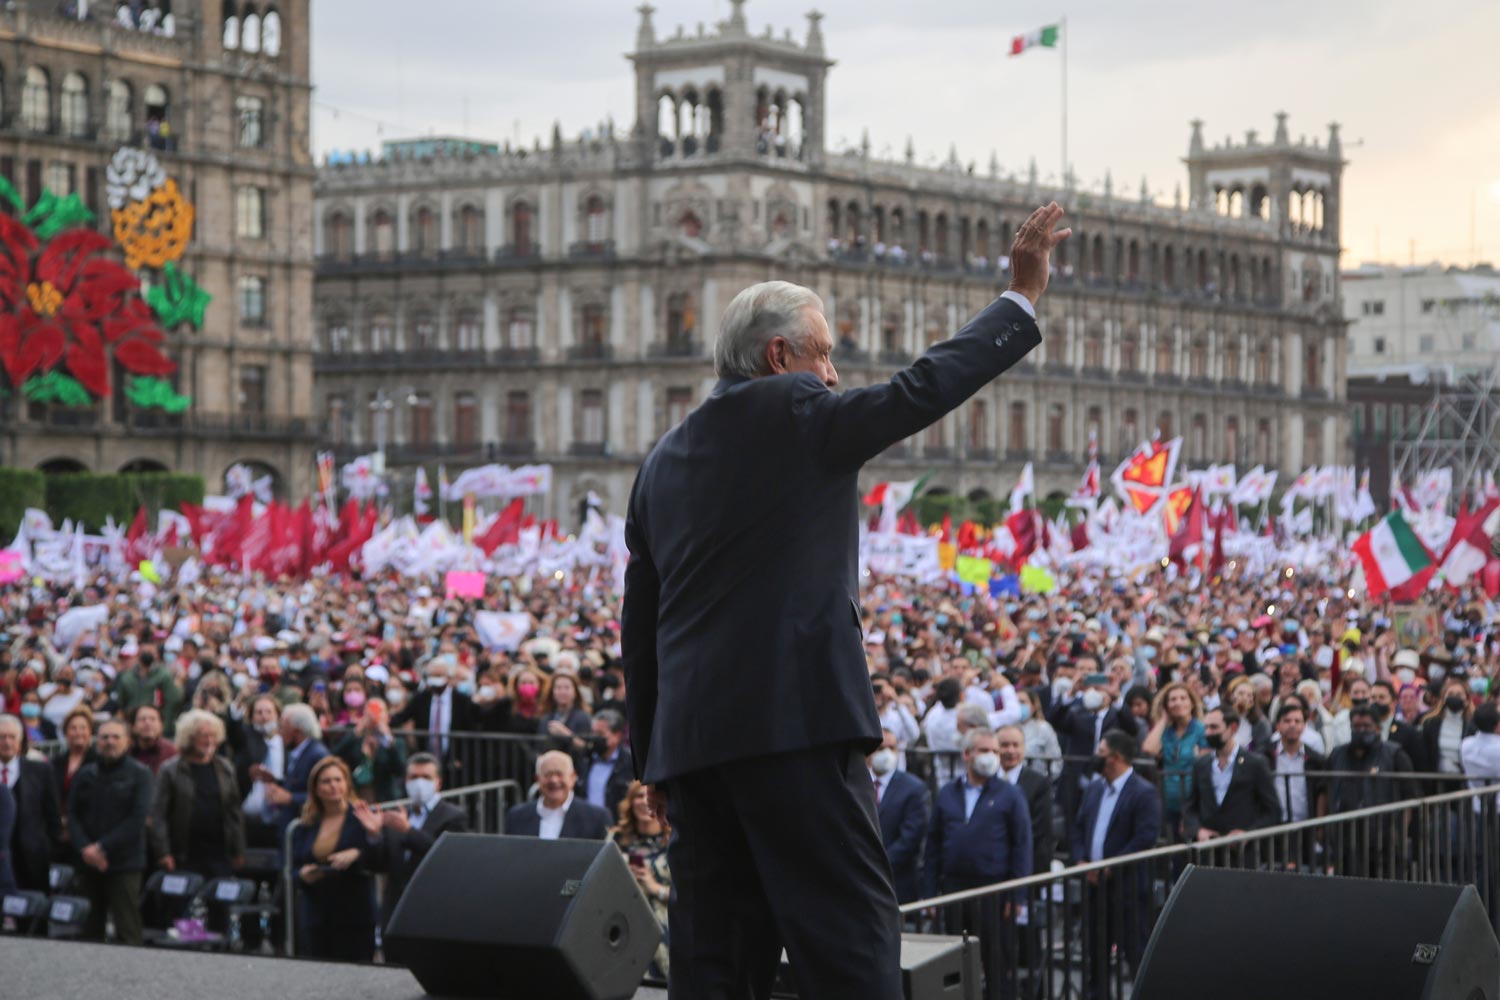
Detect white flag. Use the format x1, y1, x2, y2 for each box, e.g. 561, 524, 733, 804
414, 467, 432, 516
1009, 462, 1035, 513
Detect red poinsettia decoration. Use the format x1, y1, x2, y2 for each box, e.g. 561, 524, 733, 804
0, 212, 174, 397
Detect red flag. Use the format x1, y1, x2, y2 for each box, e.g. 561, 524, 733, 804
1168, 487, 1205, 570
205, 496, 254, 566
957, 520, 978, 552
1005, 509, 1038, 565
1070, 519, 1090, 552
124, 506, 149, 563
897, 511, 922, 536
179, 502, 203, 543
240, 500, 276, 573
939, 513, 953, 545
476, 498, 525, 555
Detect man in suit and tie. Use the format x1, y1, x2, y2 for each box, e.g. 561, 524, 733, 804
624, 204, 1067, 1000
262, 703, 328, 834
580, 709, 634, 819
1071, 730, 1161, 1000
867, 729, 929, 905
1182, 707, 1280, 842
0, 714, 61, 892
505, 750, 611, 840
378, 753, 469, 931
997, 725, 1054, 873
391, 656, 480, 780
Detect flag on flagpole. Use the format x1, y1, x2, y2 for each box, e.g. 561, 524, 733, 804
414, 467, 432, 516
1352, 510, 1435, 598
1008, 462, 1035, 513
1010, 23, 1060, 55
863, 475, 929, 533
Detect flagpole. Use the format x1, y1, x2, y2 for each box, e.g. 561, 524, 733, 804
1060, 14, 1068, 186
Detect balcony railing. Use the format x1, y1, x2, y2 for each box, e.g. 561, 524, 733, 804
967, 448, 996, 462
25, 409, 321, 440
568, 240, 616, 259
566, 343, 614, 361
568, 441, 609, 457
316, 249, 490, 275
1006, 448, 1033, 462
497, 440, 536, 458
494, 244, 540, 265
648, 339, 700, 358
924, 445, 952, 460
315, 348, 536, 372
878, 349, 913, 366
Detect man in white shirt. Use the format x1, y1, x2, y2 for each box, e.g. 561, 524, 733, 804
1461, 703, 1500, 815
873, 679, 919, 769
504, 750, 610, 840
240, 695, 286, 847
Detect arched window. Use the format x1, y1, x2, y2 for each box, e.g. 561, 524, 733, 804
235, 95, 264, 148
677, 211, 701, 239
325, 212, 353, 259
1156, 331, 1174, 376
1189, 336, 1208, 378
1127, 240, 1140, 283
934, 213, 949, 257
1084, 328, 1105, 369
1158, 411, 1174, 439
262, 8, 283, 57
60, 72, 88, 138
975, 220, 990, 260
410, 313, 436, 350
370, 209, 395, 258
666, 293, 695, 347
1046, 324, 1069, 367
223, 1, 240, 49
1225, 416, 1240, 462
324, 320, 351, 352
144, 83, 170, 149
456, 204, 484, 253
1223, 334, 1241, 382
1090, 234, 1104, 279
21, 68, 49, 131
1304, 341, 1321, 391
1254, 339, 1272, 384
105, 79, 132, 142
367, 313, 393, 352
511, 201, 534, 253
241, 8, 262, 53
412, 205, 437, 254
454, 310, 481, 351
453, 392, 478, 448
1120, 331, 1139, 372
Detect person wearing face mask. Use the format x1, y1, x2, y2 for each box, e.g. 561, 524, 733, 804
377, 753, 469, 936
1071, 730, 1160, 1000
1418, 678, 1475, 783
1056, 669, 1131, 831
39, 664, 85, 730
922, 728, 1031, 909
236, 695, 287, 848
390, 655, 479, 771
1325, 705, 1414, 876
1181, 708, 1280, 842
1369, 678, 1428, 773
866, 729, 929, 905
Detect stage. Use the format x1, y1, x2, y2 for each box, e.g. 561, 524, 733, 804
0, 937, 668, 1000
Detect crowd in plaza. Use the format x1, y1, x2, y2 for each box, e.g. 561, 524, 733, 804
0, 560, 1498, 972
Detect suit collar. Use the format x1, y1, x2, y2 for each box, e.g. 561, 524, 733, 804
712, 375, 750, 397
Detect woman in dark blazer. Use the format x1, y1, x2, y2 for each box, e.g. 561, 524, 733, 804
50, 706, 100, 819
291, 755, 385, 962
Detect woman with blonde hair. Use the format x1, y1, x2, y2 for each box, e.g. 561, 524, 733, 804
290, 755, 384, 961
152, 708, 245, 879
1141, 682, 1206, 842
609, 780, 670, 978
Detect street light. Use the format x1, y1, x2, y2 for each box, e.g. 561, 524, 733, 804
369, 384, 418, 478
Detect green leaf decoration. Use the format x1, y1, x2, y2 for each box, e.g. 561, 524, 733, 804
21, 189, 96, 239
0, 175, 22, 213
145, 262, 212, 330
125, 376, 192, 413
23, 370, 94, 407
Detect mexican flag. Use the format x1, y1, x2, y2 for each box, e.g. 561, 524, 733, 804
1352, 510, 1434, 598
863, 475, 929, 533
1011, 24, 1060, 55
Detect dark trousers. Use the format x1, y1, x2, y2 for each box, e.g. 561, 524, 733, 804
664, 742, 903, 1000
1081, 881, 1150, 1000
81, 868, 144, 945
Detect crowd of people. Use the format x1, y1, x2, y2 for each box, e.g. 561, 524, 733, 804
1, 562, 1498, 970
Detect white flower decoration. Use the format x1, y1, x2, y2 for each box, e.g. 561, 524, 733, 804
105, 147, 167, 210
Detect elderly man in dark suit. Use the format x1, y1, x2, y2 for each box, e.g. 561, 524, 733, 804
1072, 730, 1162, 1000
264, 703, 329, 834
379, 753, 469, 931
1182, 707, 1280, 842
0, 713, 61, 893
623, 204, 1067, 999
505, 750, 611, 840
867, 729, 929, 905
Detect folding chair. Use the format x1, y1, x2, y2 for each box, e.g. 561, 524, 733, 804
227, 849, 285, 954
197, 878, 258, 951
48, 863, 77, 895
141, 870, 206, 944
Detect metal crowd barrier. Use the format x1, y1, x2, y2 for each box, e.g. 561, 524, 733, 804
899, 783, 1500, 1000
321, 727, 555, 793
281, 778, 522, 957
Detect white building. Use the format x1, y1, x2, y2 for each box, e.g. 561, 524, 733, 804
1343, 263, 1500, 379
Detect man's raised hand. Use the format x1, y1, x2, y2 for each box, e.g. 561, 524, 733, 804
1008, 202, 1072, 306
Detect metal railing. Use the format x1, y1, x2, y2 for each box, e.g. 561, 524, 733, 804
281, 778, 522, 956
899, 783, 1500, 1000
319, 728, 554, 794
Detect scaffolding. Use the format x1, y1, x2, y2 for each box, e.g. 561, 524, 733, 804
1391, 290, 1500, 506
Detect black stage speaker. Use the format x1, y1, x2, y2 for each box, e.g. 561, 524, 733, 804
1134, 865, 1500, 1000
771, 933, 981, 999
385, 833, 661, 1000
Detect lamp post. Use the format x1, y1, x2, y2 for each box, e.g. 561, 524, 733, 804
369, 384, 417, 480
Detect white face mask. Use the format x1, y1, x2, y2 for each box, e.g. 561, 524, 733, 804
1053, 677, 1074, 698
256, 721, 278, 737
1082, 689, 1105, 711
1395, 668, 1416, 686
869, 749, 897, 775
1429, 666, 1447, 683
972, 752, 1001, 778
405, 777, 438, 808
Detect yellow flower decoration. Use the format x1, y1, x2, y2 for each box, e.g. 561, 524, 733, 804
110, 178, 194, 270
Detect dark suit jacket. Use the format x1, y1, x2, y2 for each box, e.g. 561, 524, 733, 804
1417, 713, 1470, 777
923, 774, 1033, 897
505, 797, 612, 840
1181, 749, 1281, 840
391, 690, 481, 747
1258, 742, 1328, 821
579, 745, 635, 819
150, 755, 247, 864
0, 780, 15, 892
875, 769, 929, 903
1071, 771, 1161, 876
234, 730, 272, 801
1325, 741, 1413, 812
289, 808, 381, 934
274, 739, 330, 832
1055, 702, 1134, 763
622, 295, 1040, 783
5, 757, 62, 891
379, 800, 469, 929
1014, 766, 1056, 874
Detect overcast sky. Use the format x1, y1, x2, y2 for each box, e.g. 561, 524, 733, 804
311, 0, 1500, 269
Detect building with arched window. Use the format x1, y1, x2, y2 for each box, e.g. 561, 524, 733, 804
0, 1, 316, 497
311, 2, 1347, 515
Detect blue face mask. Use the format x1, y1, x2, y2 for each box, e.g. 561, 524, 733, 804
891, 613, 903, 625
1470, 677, 1489, 697
935, 614, 949, 626
456, 681, 476, 697
1142, 645, 1157, 659
279, 655, 289, 669
20, 703, 41, 720
1017, 702, 1032, 722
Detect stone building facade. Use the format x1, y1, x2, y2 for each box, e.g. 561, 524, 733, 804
312, 1, 1348, 522
0, 0, 316, 498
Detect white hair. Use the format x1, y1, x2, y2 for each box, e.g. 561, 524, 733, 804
714, 280, 824, 379
535, 749, 575, 777
282, 702, 322, 743
960, 727, 996, 754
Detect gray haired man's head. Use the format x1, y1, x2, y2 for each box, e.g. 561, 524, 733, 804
714, 280, 836, 385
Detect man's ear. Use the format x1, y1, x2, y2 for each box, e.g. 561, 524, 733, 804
765, 337, 786, 374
